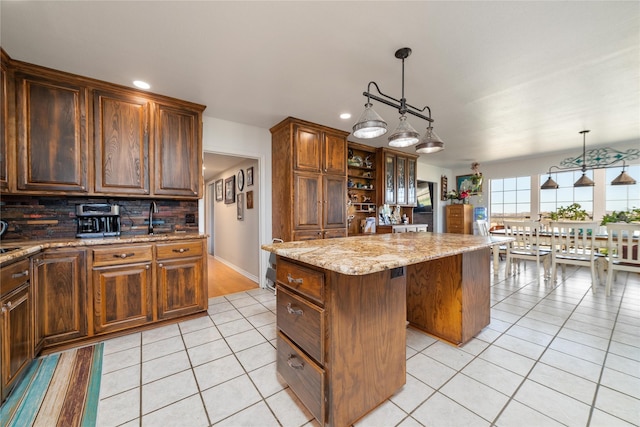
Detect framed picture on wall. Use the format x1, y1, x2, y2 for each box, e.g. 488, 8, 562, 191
225, 176, 236, 204
215, 179, 223, 201
246, 190, 254, 209
237, 193, 244, 220
247, 166, 254, 186
456, 174, 483, 195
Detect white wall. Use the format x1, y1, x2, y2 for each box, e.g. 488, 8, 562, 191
208, 159, 260, 281
199, 116, 272, 288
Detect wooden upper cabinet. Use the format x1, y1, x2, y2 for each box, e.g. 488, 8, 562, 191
153, 103, 201, 197
94, 90, 150, 195
0, 52, 10, 192
293, 124, 322, 173
15, 72, 88, 193
323, 131, 347, 175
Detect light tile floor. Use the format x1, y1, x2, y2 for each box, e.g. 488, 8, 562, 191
96, 264, 640, 427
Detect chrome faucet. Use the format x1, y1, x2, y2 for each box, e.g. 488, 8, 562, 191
148, 201, 158, 234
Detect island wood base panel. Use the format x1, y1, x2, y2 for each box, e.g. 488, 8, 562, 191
276, 261, 406, 427
406, 247, 491, 345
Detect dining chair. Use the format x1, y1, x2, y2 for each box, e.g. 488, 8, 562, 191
548, 221, 601, 293
503, 220, 551, 283
604, 222, 640, 296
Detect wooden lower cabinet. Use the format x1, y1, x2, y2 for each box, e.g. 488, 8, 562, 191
91, 245, 153, 334
32, 248, 87, 350
276, 257, 406, 426
1, 258, 33, 402
446, 204, 473, 234
156, 240, 207, 320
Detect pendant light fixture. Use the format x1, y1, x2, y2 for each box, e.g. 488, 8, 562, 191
352, 47, 444, 154
541, 129, 638, 189
573, 130, 595, 187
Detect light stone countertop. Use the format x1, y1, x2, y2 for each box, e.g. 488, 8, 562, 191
0, 233, 207, 265
262, 232, 513, 276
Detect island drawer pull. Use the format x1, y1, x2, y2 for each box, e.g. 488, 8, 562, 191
115, 253, 135, 259
287, 273, 303, 285
11, 270, 29, 279
287, 355, 304, 370
286, 303, 303, 316
172, 248, 190, 253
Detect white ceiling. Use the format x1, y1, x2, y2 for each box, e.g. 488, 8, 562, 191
2, 1, 639, 172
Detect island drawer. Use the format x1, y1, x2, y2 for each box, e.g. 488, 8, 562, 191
277, 286, 324, 364
156, 240, 203, 260
1, 258, 30, 296
92, 244, 153, 267
277, 332, 325, 425
276, 259, 324, 304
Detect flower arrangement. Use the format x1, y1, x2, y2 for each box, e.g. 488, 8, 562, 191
446, 189, 471, 203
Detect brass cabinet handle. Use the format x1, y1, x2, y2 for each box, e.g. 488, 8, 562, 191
172, 248, 189, 253
287, 355, 304, 370
286, 303, 303, 316
158, 263, 163, 267
11, 270, 29, 279
115, 253, 135, 259
287, 273, 303, 285
5, 301, 12, 308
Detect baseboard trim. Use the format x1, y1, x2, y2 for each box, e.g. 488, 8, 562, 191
212, 255, 260, 285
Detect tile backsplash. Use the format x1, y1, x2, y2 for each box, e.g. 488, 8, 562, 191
0, 196, 198, 240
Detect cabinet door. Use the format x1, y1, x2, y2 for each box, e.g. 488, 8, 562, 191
157, 256, 205, 320
322, 132, 346, 175
154, 103, 201, 197
323, 174, 346, 229
384, 153, 396, 204
32, 249, 87, 349
15, 72, 88, 193
92, 263, 153, 334
407, 159, 416, 206
396, 157, 407, 206
1, 285, 32, 400
294, 172, 322, 230
94, 90, 150, 195
293, 125, 322, 173
0, 57, 10, 192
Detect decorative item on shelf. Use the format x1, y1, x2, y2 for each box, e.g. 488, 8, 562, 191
362, 196, 371, 203
446, 189, 470, 204
347, 150, 364, 167
347, 178, 354, 188
363, 155, 373, 169
362, 171, 373, 178
541, 130, 638, 189
351, 47, 444, 154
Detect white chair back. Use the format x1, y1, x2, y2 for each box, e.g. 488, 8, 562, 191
504, 220, 544, 254
548, 221, 600, 292
476, 220, 489, 236
604, 222, 640, 295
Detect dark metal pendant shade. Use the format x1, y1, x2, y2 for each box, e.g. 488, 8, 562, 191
611, 170, 637, 185
574, 173, 595, 187
541, 175, 559, 189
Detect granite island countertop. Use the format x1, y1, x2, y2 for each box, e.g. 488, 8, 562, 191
0, 233, 207, 265
262, 232, 513, 275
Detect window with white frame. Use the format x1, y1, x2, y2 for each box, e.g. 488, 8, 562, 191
539, 170, 594, 218
605, 164, 640, 212
490, 176, 531, 224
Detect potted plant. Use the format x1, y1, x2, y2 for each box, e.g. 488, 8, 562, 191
600, 208, 640, 225
549, 203, 590, 221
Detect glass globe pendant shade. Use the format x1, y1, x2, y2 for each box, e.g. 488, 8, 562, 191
388, 115, 420, 147
352, 103, 388, 139
415, 125, 444, 153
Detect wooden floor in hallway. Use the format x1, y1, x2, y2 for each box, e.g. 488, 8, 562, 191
207, 254, 260, 297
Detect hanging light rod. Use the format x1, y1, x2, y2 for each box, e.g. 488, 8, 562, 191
541, 130, 639, 189
352, 47, 444, 154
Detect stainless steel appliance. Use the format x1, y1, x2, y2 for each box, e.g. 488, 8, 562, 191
76, 204, 121, 238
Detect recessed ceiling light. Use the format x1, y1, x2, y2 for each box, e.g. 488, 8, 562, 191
133, 80, 150, 90
340, 113, 351, 120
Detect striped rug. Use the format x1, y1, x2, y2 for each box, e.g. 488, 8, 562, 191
1, 343, 103, 427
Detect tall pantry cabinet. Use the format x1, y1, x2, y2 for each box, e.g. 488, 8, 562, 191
271, 117, 348, 242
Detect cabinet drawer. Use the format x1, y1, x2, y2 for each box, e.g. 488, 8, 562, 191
156, 240, 203, 260
277, 259, 324, 304
1, 259, 30, 296
92, 245, 153, 267
277, 332, 325, 425
277, 287, 324, 364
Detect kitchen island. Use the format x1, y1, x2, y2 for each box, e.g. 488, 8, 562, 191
262, 232, 511, 427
